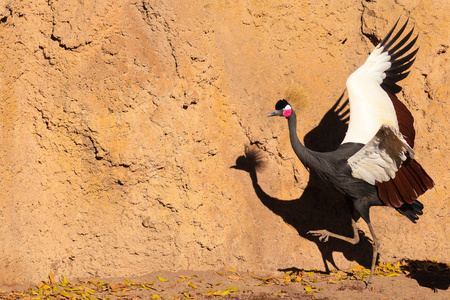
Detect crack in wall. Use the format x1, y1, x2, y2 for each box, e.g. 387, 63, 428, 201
134, 1, 181, 78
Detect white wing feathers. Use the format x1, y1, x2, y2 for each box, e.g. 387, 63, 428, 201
359, 46, 392, 83
348, 124, 414, 185
343, 45, 399, 145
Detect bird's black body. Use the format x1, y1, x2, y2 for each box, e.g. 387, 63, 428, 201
286, 109, 388, 224
288, 110, 372, 200
286, 109, 425, 223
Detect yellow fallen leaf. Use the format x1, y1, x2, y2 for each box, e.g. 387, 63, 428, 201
224, 267, 236, 273
304, 286, 314, 293
350, 265, 365, 271
85, 288, 97, 294
157, 275, 168, 282
59, 290, 73, 298
227, 275, 241, 281
49, 271, 56, 285
247, 271, 261, 279
151, 295, 161, 299
378, 272, 399, 278
214, 290, 229, 296
61, 276, 69, 287
182, 292, 194, 298
52, 285, 61, 292
141, 283, 155, 290
188, 281, 198, 289
178, 275, 190, 282
328, 279, 341, 284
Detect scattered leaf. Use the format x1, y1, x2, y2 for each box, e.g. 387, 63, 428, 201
226, 275, 241, 281
141, 283, 155, 290
247, 271, 261, 279
378, 272, 399, 278
151, 295, 161, 299
59, 290, 73, 298
157, 275, 169, 282
48, 271, 56, 285
178, 275, 190, 282
328, 279, 340, 284
61, 276, 69, 287
350, 265, 365, 271
214, 290, 229, 296
223, 267, 236, 273
226, 286, 238, 293
182, 291, 194, 298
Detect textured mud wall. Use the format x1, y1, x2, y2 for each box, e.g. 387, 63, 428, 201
0, 0, 448, 285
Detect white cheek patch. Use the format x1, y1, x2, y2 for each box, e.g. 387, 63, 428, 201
283, 105, 292, 117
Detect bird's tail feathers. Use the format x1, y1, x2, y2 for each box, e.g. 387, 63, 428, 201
376, 157, 434, 208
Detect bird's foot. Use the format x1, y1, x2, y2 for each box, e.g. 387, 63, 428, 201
307, 229, 330, 242
364, 281, 374, 292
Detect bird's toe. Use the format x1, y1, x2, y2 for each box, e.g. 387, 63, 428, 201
364, 282, 375, 292
308, 230, 330, 242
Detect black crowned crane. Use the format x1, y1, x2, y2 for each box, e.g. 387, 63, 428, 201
267, 19, 434, 287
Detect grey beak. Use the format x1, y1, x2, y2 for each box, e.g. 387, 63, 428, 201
267, 110, 282, 117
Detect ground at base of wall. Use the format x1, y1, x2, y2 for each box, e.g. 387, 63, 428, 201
0, 260, 448, 300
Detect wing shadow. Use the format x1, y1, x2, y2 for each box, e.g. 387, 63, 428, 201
402, 259, 450, 291
232, 93, 375, 272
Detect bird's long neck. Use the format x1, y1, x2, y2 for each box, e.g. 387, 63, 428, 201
287, 110, 322, 171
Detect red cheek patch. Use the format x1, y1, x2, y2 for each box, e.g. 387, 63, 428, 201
283, 109, 292, 118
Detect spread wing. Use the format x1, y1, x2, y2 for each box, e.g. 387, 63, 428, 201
342, 18, 418, 145
348, 124, 413, 185
345, 18, 434, 209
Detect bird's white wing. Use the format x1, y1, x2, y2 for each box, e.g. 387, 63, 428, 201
343, 19, 419, 146
348, 124, 414, 185
342, 45, 399, 145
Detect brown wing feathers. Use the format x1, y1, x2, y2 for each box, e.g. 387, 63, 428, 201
376, 158, 434, 208
388, 92, 415, 148
374, 19, 434, 208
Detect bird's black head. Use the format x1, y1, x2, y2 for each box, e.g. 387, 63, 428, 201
267, 99, 292, 118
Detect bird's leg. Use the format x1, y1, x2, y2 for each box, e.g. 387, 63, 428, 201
308, 218, 360, 244
365, 221, 380, 289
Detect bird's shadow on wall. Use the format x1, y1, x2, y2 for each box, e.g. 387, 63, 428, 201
232, 93, 375, 272
402, 259, 450, 291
